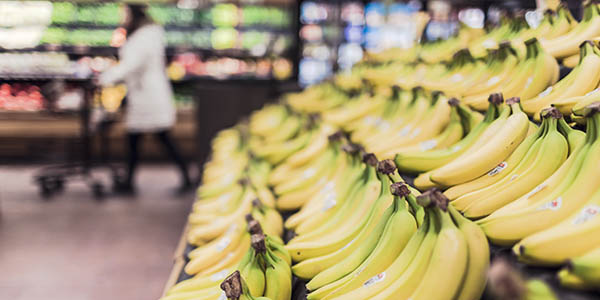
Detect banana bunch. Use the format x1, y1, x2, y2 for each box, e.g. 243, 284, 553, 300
478, 102, 600, 247
285, 154, 398, 263
198, 128, 249, 200
414, 96, 531, 190
395, 95, 499, 174
356, 88, 457, 158
285, 83, 348, 114
248, 106, 317, 166
281, 145, 367, 233
185, 199, 283, 276
315, 189, 487, 300
220, 231, 292, 300
462, 38, 558, 111
448, 107, 569, 219
558, 246, 600, 290
221, 231, 291, 300
419, 25, 485, 64
522, 40, 600, 119
163, 216, 289, 300
373, 96, 482, 160
268, 128, 343, 211
487, 258, 559, 300
303, 164, 419, 299
540, 2, 600, 59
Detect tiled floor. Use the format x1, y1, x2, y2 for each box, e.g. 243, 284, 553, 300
0, 165, 194, 300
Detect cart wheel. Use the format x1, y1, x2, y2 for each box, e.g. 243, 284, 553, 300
92, 182, 105, 201
39, 179, 55, 200
54, 178, 65, 192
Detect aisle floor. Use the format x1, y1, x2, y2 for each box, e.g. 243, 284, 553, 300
0, 165, 194, 300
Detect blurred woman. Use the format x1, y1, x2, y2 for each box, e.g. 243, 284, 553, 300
98, 4, 192, 194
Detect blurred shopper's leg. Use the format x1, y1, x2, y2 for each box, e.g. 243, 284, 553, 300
154, 130, 192, 191
124, 132, 142, 190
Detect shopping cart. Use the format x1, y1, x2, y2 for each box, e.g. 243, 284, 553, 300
33, 78, 123, 200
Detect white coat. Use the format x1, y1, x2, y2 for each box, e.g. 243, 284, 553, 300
99, 24, 176, 132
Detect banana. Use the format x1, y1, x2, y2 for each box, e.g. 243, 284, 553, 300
286, 157, 385, 262
479, 103, 600, 245
429, 98, 529, 187
184, 231, 251, 277
444, 109, 547, 200
161, 287, 224, 300
249, 104, 288, 137
378, 100, 466, 160
514, 187, 600, 266
525, 279, 559, 300
321, 92, 387, 126
565, 246, 600, 286
395, 99, 498, 174
373, 94, 453, 159
188, 187, 256, 244
522, 40, 600, 119
540, 2, 600, 59
272, 146, 337, 197
565, 87, 600, 116
299, 170, 395, 284
326, 212, 432, 300
186, 222, 248, 273
558, 116, 587, 154
241, 247, 265, 297
262, 114, 302, 143
557, 268, 596, 290
414, 99, 513, 189
263, 245, 292, 300
449, 205, 490, 300
405, 193, 468, 300
282, 124, 337, 168
362, 88, 432, 149
289, 151, 366, 235
307, 183, 417, 299
452, 109, 569, 218
167, 269, 233, 295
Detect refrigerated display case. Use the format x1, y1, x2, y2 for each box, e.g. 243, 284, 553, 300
298, 0, 365, 86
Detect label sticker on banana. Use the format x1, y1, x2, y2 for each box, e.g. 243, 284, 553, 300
399, 126, 411, 137
486, 76, 501, 86
420, 139, 438, 151
572, 205, 600, 225
363, 272, 386, 287
537, 197, 562, 211
488, 162, 508, 176
585, 88, 600, 97
363, 116, 376, 126
451, 145, 462, 153
320, 180, 335, 194
482, 39, 496, 48
524, 77, 533, 89
538, 86, 553, 98
524, 183, 548, 199
450, 74, 464, 82
410, 128, 422, 139
211, 270, 230, 281
216, 237, 231, 251
321, 193, 337, 212
303, 168, 317, 179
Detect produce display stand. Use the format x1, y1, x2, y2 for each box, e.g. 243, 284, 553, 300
164, 172, 600, 300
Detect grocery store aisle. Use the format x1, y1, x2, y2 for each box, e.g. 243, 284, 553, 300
0, 165, 194, 300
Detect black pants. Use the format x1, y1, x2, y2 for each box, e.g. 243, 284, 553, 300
126, 130, 191, 187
